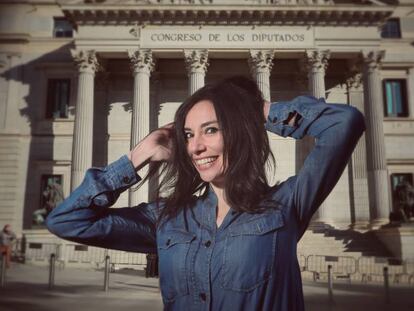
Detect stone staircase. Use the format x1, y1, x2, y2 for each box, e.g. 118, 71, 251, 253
297, 223, 413, 284
298, 223, 393, 258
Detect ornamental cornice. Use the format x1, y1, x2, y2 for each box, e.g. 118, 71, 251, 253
184, 49, 209, 74
61, 5, 394, 27
128, 49, 155, 74
70, 49, 100, 73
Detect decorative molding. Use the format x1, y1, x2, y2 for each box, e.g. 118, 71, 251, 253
61, 5, 393, 27
128, 49, 155, 75
305, 49, 330, 72
362, 50, 385, 73
70, 49, 100, 73
129, 23, 141, 38
248, 50, 275, 75
184, 49, 209, 74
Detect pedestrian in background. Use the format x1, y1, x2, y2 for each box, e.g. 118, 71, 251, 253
0, 224, 16, 269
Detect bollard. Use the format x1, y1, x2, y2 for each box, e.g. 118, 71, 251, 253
327, 264, 334, 303
383, 266, 390, 304
103, 255, 110, 292
48, 253, 56, 290
0, 252, 6, 287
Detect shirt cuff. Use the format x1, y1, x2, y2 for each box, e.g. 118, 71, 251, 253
106, 155, 141, 189
265, 95, 327, 139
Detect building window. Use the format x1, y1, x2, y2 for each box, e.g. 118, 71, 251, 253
33, 175, 64, 227
53, 18, 73, 38
383, 79, 408, 117
390, 173, 414, 220
46, 79, 70, 119
381, 18, 401, 38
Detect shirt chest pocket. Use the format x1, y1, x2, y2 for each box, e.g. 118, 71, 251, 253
157, 230, 196, 302
221, 212, 284, 292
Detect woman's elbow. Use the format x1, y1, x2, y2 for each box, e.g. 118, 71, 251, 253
344, 106, 366, 136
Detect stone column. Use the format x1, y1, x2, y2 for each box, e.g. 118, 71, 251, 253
346, 64, 370, 228
128, 49, 155, 206
297, 50, 330, 170
306, 50, 330, 99
248, 50, 275, 101
70, 50, 99, 190
184, 49, 209, 95
361, 50, 390, 226
299, 50, 330, 223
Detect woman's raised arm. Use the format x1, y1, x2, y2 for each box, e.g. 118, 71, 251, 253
46, 126, 174, 253
265, 96, 365, 237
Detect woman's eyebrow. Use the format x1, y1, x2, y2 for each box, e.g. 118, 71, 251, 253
184, 120, 219, 131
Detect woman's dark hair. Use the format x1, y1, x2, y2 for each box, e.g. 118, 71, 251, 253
145, 75, 275, 221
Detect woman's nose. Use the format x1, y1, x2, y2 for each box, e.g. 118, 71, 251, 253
188, 135, 206, 155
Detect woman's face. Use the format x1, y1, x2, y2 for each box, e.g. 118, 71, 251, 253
184, 100, 225, 187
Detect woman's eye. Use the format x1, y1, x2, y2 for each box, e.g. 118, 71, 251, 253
184, 132, 193, 140
205, 127, 219, 134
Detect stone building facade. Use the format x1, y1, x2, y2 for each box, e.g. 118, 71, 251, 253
0, 0, 413, 260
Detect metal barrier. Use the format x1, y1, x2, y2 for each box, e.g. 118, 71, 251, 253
357, 257, 405, 283
25, 242, 59, 263
306, 255, 357, 281
108, 249, 147, 270
64, 243, 107, 266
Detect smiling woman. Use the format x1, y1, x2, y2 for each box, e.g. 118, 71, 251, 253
46, 76, 365, 311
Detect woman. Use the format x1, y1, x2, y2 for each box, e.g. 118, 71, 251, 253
46, 76, 365, 310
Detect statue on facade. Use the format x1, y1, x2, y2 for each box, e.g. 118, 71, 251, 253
33, 180, 65, 226
390, 181, 414, 223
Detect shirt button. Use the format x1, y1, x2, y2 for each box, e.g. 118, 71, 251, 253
122, 176, 130, 184
204, 240, 211, 247
199, 293, 206, 301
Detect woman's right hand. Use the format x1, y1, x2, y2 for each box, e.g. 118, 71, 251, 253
127, 124, 174, 170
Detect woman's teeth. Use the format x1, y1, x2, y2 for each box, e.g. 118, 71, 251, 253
195, 157, 217, 166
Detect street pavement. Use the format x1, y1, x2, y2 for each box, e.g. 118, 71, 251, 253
0, 263, 413, 311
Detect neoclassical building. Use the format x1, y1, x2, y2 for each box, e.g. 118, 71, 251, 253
0, 0, 413, 261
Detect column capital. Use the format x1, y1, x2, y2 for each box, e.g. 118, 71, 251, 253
361, 50, 385, 73
305, 49, 330, 72
248, 49, 275, 75
184, 49, 209, 75
71, 49, 99, 73
128, 49, 155, 75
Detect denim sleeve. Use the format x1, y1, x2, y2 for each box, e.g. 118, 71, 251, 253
46, 155, 158, 253
266, 96, 365, 237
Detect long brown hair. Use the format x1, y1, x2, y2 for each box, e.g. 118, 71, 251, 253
153, 76, 275, 221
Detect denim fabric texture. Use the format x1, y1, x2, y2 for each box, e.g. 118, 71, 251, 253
46, 96, 365, 311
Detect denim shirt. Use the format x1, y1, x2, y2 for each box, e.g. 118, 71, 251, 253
46, 96, 365, 311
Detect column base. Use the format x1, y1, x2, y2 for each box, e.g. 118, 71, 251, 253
349, 220, 371, 232
368, 218, 389, 230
